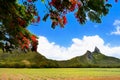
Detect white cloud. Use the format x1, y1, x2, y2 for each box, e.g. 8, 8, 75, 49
37, 35, 120, 60
111, 26, 120, 35
111, 20, 120, 35
113, 20, 120, 26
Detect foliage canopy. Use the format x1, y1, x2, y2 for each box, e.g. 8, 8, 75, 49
0, 0, 116, 50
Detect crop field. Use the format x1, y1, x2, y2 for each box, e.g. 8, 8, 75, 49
0, 68, 120, 80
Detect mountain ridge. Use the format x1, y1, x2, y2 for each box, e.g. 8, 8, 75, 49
0, 47, 120, 68
57, 47, 120, 68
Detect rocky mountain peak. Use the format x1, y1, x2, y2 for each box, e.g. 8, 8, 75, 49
93, 46, 100, 53
86, 50, 92, 54
85, 50, 93, 59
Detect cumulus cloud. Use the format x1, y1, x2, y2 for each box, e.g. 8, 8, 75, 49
37, 35, 120, 60
113, 20, 120, 26
111, 20, 120, 35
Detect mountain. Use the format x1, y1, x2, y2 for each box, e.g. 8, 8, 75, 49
0, 47, 120, 68
57, 47, 120, 68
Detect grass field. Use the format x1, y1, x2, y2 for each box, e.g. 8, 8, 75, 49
0, 68, 120, 80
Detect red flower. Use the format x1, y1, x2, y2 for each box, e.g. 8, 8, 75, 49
77, 2, 81, 7
19, 32, 24, 38
63, 16, 67, 25
49, 0, 56, 5
31, 35, 38, 52
37, 16, 40, 23
31, 35, 37, 42
27, 0, 32, 2
33, 11, 37, 16
20, 36, 30, 49
69, 0, 77, 11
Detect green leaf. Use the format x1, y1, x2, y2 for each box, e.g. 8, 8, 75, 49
41, 0, 45, 3
88, 11, 101, 23
105, 4, 112, 8
51, 22, 56, 29
43, 14, 49, 22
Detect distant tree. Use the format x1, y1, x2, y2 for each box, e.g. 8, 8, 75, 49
0, 0, 118, 51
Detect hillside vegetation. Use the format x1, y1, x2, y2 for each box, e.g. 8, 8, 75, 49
0, 49, 58, 68
57, 47, 120, 68
0, 47, 120, 68
58, 51, 120, 68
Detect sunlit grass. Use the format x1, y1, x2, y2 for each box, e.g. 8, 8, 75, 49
0, 68, 120, 80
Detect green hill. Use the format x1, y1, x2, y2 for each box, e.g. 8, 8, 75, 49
0, 47, 120, 68
0, 49, 58, 68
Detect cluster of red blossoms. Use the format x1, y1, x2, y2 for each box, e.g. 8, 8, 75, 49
31, 35, 38, 52
27, 0, 32, 2
69, 0, 78, 11
49, 0, 57, 7
16, 32, 38, 52
17, 32, 30, 50
49, 0, 80, 12
21, 36, 30, 49
50, 13, 67, 28
17, 17, 26, 27
48, 0, 83, 28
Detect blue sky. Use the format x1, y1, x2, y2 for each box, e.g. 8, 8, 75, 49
28, 1, 120, 60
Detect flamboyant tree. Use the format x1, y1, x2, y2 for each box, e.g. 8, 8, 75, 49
0, 0, 118, 51
0, 0, 38, 51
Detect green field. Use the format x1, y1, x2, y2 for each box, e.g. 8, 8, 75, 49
0, 68, 120, 80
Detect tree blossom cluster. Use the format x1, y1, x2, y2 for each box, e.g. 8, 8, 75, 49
16, 32, 38, 51
25, 0, 118, 29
